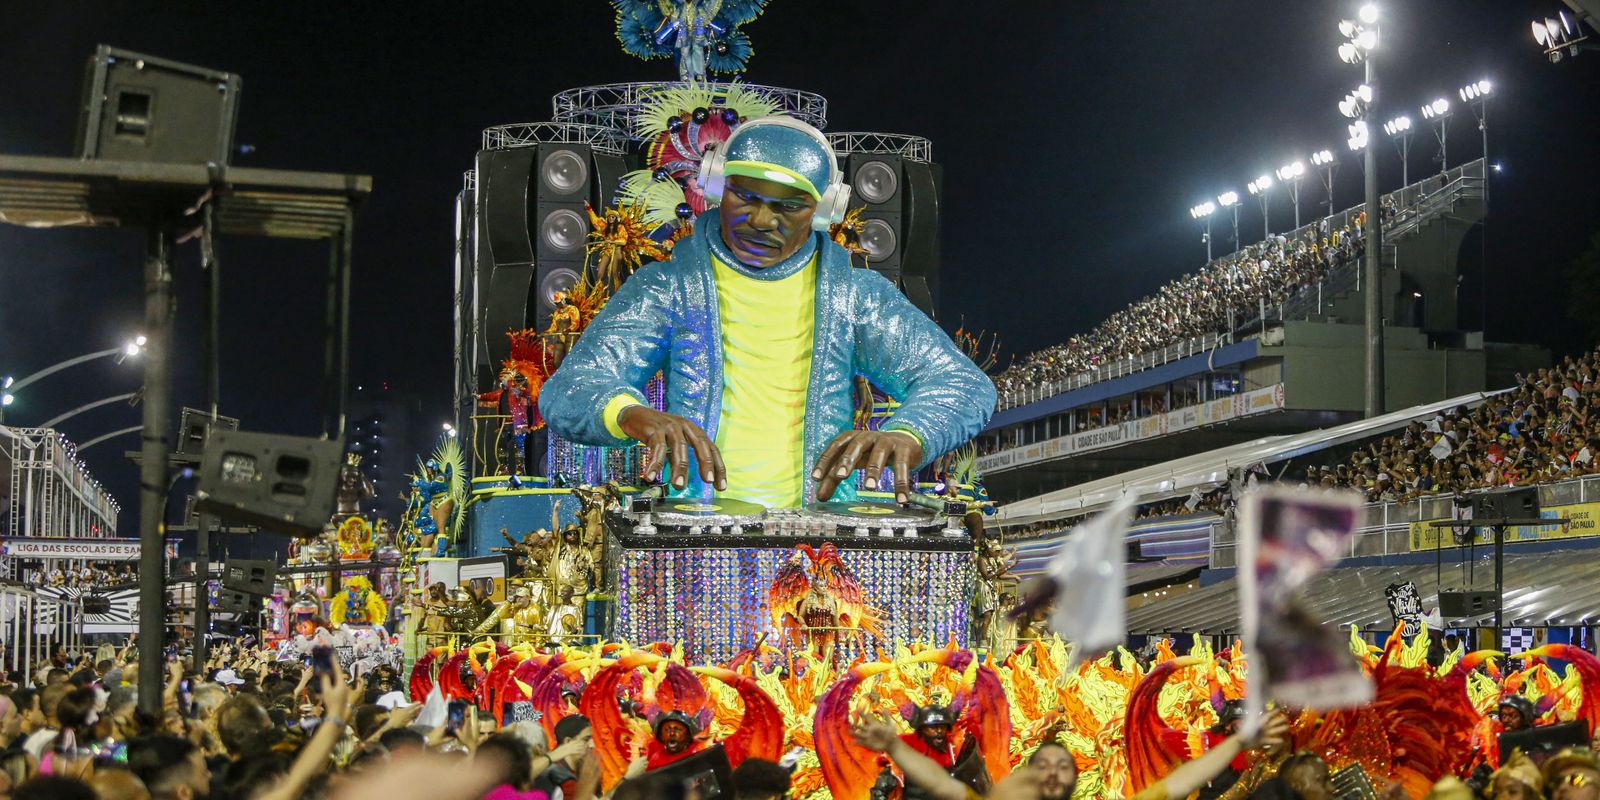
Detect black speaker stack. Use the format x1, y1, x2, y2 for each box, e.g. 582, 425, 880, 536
474, 142, 634, 368
843, 153, 942, 315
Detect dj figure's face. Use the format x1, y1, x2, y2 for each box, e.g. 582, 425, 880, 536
919, 723, 951, 751
719, 174, 817, 268
659, 720, 692, 754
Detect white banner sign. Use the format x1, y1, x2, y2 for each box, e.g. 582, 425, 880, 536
981, 384, 1287, 473
0, 537, 141, 560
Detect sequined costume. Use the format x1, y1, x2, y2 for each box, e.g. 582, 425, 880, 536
540, 210, 996, 505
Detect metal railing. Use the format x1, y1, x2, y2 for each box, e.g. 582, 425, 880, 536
1209, 471, 1600, 569
0, 584, 83, 684
995, 331, 1235, 412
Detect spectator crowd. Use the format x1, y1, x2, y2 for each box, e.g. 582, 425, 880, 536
993, 215, 1367, 404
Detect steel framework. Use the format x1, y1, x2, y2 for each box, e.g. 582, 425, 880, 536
1, 426, 118, 544
481, 122, 630, 155
825, 132, 933, 163
551, 81, 828, 140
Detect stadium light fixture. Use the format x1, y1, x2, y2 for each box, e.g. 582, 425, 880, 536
1346, 120, 1370, 151
1382, 115, 1411, 136
1310, 149, 1336, 166
1217, 191, 1239, 207
1276, 161, 1307, 228
1246, 175, 1274, 195
1459, 79, 1492, 101
1421, 97, 1451, 119
1358, 4, 1379, 25
1275, 161, 1305, 181
1189, 202, 1216, 219
1532, 11, 1593, 62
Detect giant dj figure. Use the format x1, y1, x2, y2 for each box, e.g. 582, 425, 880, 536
541, 117, 994, 507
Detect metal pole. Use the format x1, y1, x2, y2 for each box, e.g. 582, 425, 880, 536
1493, 524, 1504, 648
137, 221, 175, 715
1363, 56, 1385, 418
1205, 217, 1213, 262
38, 392, 141, 430
194, 514, 210, 669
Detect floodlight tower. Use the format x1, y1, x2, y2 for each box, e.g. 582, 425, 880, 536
1217, 190, 1241, 255
1189, 200, 1218, 262
1383, 115, 1413, 185
1247, 174, 1274, 240
1339, 2, 1384, 417
1275, 160, 1306, 229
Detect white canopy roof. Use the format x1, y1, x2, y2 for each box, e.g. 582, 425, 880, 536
996, 389, 1504, 527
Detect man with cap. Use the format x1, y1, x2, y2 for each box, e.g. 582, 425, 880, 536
644, 709, 705, 771
541, 116, 994, 510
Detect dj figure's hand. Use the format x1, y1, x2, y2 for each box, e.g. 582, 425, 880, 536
812, 429, 923, 504
618, 406, 727, 492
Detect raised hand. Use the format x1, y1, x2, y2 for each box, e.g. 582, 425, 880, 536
617, 406, 726, 492
812, 430, 922, 503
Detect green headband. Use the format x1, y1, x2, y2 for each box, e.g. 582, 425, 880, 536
721, 160, 822, 200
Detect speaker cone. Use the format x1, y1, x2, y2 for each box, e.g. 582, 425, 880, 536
541, 149, 589, 196
855, 161, 899, 204
860, 218, 898, 261
540, 208, 587, 254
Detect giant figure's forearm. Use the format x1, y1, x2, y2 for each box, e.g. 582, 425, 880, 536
853, 273, 997, 466
539, 266, 673, 446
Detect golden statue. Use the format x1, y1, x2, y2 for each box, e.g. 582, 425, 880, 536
544, 585, 584, 645
553, 524, 594, 599
472, 583, 546, 638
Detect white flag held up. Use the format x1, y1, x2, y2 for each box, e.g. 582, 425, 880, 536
1045, 493, 1138, 667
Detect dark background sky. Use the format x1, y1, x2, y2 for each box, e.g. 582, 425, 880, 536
2, 1, 1597, 531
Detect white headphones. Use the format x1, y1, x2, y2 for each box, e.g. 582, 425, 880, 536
696, 116, 853, 232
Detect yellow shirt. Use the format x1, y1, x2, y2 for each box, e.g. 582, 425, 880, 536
709, 254, 815, 508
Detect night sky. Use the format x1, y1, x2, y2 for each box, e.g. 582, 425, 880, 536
2, 1, 1598, 530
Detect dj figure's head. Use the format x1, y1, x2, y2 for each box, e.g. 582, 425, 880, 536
653, 710, 698, 755
699, 116, 851, 269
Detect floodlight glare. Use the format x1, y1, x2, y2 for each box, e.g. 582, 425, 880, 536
1248, 180, 1263, 195
1533, 19, 1551, 46
1276, 161, 1306, 180
1, 376, 11, 390
1217, 191, 1239, 207
1383, 115, 1411, 135
1339, 19, 1358, 37
1358, 4, 1379, 25
1338, 42, 1360, 63
1421, 97, 1451, 119
1, 393, 12, 407
1189, 201, 1216, 219
1311, 149, 1335, 166
123, 342, 140, 357
135, 334, 147, 346
1356, 84, 1374, 102
1356, 29, 1379, 50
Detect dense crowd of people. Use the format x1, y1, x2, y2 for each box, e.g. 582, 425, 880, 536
1304, 349, 1600, 503
19, 564, 135, 591
992, 215, 1367, 405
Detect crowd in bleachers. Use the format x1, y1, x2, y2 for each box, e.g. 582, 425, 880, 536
1310, 347, 1600, 503
1001, 346, 1600, 537
18, 564, 135, 591
992, 213, 1368, 402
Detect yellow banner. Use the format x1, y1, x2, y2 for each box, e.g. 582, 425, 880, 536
1408, 501, 1600, 551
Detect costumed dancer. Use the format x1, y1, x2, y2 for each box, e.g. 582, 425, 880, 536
540, 116, 995, 509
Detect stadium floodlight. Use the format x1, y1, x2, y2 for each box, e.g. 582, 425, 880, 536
1275, 161, 1305, 181
1358, 4, 1379, 24
1459, 79, 1492, 101
1310, 149, 1336, 166
1421, 97, 1451, 119
1217, 191, 1239, 207
1189, 201, 1216, 219
1382, 115, 1412, 136
1246, 174, 1274, 195
1339, 19, 1359, 37
1346, 121, 1370, 151
1356, 29, 1379, 50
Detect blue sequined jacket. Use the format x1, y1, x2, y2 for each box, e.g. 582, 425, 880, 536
539, 212, 996, 503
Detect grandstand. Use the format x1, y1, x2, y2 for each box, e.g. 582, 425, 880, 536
995, 342, 1600, 642
977, 159, 1548, 504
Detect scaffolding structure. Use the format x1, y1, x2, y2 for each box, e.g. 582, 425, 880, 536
1, 426, 119, 579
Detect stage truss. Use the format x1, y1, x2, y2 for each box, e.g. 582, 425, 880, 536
826, 132, 933, 163
551, 81, 829, 141
480, 122, 630, 156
